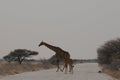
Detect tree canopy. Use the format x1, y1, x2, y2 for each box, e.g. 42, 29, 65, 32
3, 49, 39, 64
97, 38, 120, 65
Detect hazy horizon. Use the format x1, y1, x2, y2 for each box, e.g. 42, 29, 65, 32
0, 0, 120, 59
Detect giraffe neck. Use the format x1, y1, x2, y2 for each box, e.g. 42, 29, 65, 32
43, 43, 61, 53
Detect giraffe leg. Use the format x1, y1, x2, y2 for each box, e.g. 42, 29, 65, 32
68, 59, 74, 74
62, 63, 67, 72
69, 64, 74, 74
62, 64, 65, 71
64, 62, 68, 74
56, 59, 63, 72
56, 59, 60, 72
56, 66, 63, 72
71, 65, 74, 74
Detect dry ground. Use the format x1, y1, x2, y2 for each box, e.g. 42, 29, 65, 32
101, 65, 120, 80
0, 63, 114, 80
0, 61, 55, 76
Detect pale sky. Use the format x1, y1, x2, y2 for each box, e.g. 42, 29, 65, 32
0, 0, 120, 59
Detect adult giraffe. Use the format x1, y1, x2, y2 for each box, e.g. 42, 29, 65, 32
38, 41, 72, 72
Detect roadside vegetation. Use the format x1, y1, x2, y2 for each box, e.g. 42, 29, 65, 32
0, 49, 55, 76
97, 38, 120, 79
0, 61, 55, 76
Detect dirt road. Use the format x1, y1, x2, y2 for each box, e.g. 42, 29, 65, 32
0, 63, 114, 80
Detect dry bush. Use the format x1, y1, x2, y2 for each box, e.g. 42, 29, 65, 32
101, 65, 120, 79
0, 61, 55, 76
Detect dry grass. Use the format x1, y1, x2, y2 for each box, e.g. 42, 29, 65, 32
0, 61, 55, 76
101, 65, 120, 79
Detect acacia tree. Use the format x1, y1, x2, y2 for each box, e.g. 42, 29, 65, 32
97, 38, 120, 64
3, 49, 39, 64
3, 54, 15, 63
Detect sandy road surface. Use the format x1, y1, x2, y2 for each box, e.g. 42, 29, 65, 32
0, 63, 114, 80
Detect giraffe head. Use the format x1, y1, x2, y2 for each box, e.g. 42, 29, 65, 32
38, 41, 45, 47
